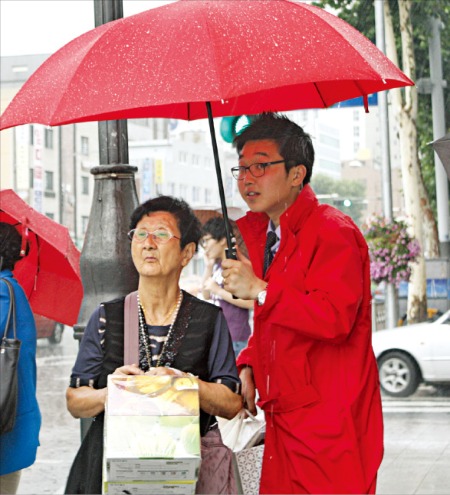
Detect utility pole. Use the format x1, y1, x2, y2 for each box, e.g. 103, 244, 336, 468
428, 17, 450, 259
375, 0, 398, 329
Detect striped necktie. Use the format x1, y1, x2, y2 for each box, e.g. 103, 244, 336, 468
263, 230, 278, 277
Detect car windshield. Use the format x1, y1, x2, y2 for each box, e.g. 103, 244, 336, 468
437, 310, 450, 325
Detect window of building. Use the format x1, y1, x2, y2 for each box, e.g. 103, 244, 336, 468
192, 186, 201, 203
45, 171, 54, 191
81, 216, 89, 235
29, 125, 34, 145
179, 184, 188, 198
29, 168, 34, 188
167, 182, 176, 196
45, 212, 54, 220
204, 189, 212, 204
81, 136, 89, 155
81, 176, 89, 195
44, 128, 53, 149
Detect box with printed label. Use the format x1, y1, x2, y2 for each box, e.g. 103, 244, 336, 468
104, 375, 201, 483
104, 480, 196, 495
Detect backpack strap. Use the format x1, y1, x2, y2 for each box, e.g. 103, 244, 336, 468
124, 291, 139, 365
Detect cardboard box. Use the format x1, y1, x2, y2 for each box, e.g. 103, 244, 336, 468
104, 375, 201, 484
104, 480, 196, 495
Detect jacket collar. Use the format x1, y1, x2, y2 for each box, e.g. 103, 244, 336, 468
236, 185, 319, 276
237, 184, 319, 237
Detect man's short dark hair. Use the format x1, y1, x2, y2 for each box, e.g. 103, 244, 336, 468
233, 112, 315, 185
202, 217, 234, 241
129, 195, 202, 250
0, 223, 22, 271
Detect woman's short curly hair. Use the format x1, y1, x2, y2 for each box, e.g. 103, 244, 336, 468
0, 223, 22, 271
129, 196, 202, 250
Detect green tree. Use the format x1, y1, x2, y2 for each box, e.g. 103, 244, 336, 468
314, 0, 449, 323
311, 173, 366, 225
314, 0, 450, 219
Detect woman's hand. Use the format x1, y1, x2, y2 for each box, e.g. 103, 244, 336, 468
145, 366, 194, 378
112, 364, 143, 376
203, 277, 220, 294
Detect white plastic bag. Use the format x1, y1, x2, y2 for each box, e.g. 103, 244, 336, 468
219, 409, 265, 452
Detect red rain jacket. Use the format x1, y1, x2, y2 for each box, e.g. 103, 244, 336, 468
237, 185, 383, 494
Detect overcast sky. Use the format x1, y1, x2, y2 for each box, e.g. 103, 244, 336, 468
0, 0, 172, 57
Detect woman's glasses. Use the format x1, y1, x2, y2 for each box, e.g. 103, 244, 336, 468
127, 228, 180, 244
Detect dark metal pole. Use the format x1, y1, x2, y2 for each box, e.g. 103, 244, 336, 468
74, 0, 139, 439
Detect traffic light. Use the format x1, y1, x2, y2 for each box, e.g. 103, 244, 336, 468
220, 115, 254, 143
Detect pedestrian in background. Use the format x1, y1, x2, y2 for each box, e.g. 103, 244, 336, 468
221, 112, 383, 494
201, 217, 253, 357
0, 223, 41, 495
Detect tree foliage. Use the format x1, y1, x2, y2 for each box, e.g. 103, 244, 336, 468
311, 173, 366, 225
314, 0, 450, 219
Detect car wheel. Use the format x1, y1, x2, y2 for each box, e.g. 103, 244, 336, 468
378, 351, 421, 397
49, 323, 64, 344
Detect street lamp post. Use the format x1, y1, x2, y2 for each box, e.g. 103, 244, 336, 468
73, 0, 140, 438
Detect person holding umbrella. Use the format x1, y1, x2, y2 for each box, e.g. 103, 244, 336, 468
65, 196, 242, 494
0, 223, 41, 495
221, 113, 383, 494
201, 217, 253, 357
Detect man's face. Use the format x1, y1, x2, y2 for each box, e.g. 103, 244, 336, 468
237, 139, 302, 224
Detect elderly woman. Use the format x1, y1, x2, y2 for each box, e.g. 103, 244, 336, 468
65, 196, 242, 494
0, 223, 41, 495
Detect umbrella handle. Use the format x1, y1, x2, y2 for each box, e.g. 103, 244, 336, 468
205, 102, 237, 259
206, 102, 238, 299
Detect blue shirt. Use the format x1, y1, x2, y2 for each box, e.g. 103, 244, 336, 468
0, 270, 41, 475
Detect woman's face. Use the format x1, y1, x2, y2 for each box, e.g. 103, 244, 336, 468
131, 211, 194, 281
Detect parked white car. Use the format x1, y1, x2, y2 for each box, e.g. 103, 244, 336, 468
372, 309, 450, 397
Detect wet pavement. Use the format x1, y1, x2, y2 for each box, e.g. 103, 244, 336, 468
18, 328, 80, 495
16, 331, 450, 494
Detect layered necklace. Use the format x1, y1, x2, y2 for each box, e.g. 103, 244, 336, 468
137, 290, 183, 369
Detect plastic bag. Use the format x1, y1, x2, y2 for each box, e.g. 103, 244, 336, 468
219, 409, 265, 452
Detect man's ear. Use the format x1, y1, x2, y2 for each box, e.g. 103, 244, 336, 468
292, 165, 307, 187
181, 242, 196, 267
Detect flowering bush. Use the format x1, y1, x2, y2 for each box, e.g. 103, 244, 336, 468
362, 216, 421, 286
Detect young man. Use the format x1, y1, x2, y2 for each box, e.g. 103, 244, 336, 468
221, 113, 383, 494
201, 217, 253, 357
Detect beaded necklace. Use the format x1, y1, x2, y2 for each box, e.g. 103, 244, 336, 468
137, 290, 183, 369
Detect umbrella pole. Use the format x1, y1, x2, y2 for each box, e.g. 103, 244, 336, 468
205, 102, 237, 260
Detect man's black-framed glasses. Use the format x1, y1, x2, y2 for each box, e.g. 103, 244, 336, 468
127, 228, 180, 244
231, 160, 286, 180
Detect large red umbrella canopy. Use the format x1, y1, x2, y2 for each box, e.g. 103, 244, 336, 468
0, 0, 413, 130
0, 189, 83, 326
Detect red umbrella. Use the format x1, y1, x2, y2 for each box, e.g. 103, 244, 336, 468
0, 0, 413, 128
0, 189, 83, 326
0, 0, 414, 252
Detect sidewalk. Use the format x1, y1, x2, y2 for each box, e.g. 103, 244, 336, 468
377, 409, 450, 494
